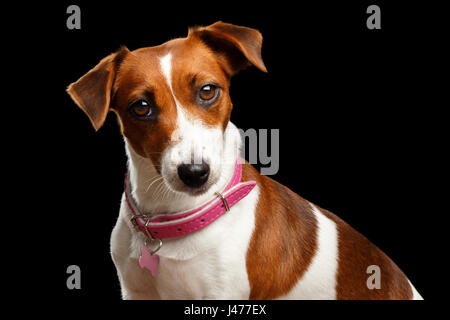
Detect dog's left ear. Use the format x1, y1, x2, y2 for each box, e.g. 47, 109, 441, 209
189, 21, 267, 75
67, 47, 129, 131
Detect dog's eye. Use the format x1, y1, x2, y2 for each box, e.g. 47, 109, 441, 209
199, 85, 216, 100
129, 100, 154, 119
197, 84, 220, 107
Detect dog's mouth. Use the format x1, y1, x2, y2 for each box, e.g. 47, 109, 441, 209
163, 176, 216, 197
161, 164, 219, 197
176, 181, 213, 196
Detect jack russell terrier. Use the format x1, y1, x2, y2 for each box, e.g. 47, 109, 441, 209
67, 21, 422, 300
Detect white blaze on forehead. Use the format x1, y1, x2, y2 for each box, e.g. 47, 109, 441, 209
159, 53, 174, 92
158, 52, 223, 166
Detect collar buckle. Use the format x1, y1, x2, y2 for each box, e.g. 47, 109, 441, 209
143, 218, 163, 255
214, 191, 230, 212
131, 215, 163, 255
130, 214, 149, 231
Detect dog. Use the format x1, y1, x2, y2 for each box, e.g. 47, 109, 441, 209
67, 21, 422, 300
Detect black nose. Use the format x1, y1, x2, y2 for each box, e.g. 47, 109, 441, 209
177, 162, 210, 188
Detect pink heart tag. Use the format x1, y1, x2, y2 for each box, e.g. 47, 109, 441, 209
139, 245, 160, 277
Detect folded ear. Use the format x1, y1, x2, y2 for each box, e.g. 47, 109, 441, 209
189, 21, 267, 75
66, 47, 129, 131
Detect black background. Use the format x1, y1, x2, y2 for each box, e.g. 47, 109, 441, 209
10, 0, 447, 315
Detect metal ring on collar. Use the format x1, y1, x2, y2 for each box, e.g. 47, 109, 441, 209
214, 191, 230, 212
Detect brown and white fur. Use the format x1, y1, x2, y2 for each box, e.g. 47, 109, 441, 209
67, 21, 422, 300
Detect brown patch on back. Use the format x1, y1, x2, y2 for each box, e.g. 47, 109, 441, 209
241, 163, 318, 299
242, 162, 412, 300
319, 207, 413, 299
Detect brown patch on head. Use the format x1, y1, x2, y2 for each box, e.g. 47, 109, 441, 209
109, 46, 178, 170
165, 38, 234, 132
67, 21, 267, 168
161, 21, 266, 132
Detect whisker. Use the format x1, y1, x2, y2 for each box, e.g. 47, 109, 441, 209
145, 176, 164, 193
153, 179, 167, 200
143, 175, 162, 184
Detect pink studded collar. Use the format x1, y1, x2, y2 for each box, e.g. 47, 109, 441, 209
124, 158, 256, 276
124, 158, 256, 242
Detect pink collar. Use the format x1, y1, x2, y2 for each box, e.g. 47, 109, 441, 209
124, 159, 256, 242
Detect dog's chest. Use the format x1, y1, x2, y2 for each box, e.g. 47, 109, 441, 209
155, 247, 243, 299
118, 187, 260, 299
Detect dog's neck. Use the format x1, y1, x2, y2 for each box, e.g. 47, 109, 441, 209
125, 122, 241, 216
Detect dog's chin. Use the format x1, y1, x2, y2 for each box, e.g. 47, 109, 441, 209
182, 185, 210, 196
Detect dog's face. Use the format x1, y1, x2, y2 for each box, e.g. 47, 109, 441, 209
67, 22, 266, 195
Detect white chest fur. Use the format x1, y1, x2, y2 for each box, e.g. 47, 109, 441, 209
110, 121, 261, 299
111, 185, 260, 299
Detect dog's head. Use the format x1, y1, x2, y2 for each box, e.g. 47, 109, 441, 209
67, 21, 266, 195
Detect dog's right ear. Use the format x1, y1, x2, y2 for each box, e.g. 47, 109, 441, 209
67, 47, 129, 131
